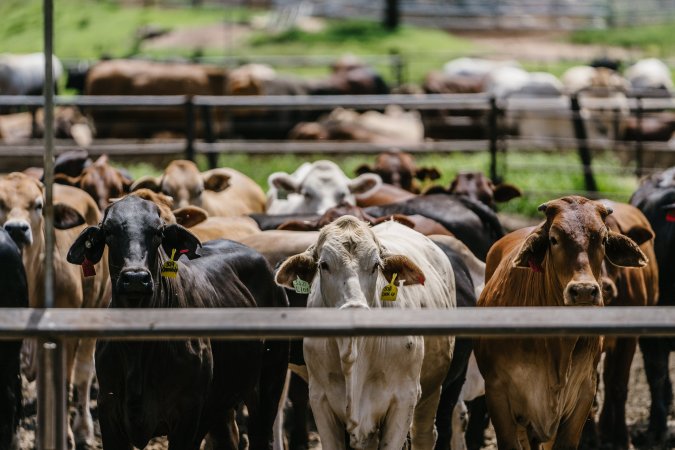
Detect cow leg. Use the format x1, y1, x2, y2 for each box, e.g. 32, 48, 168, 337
435, 364, 468, 450
72, 338, 96, 447
247, 340, 290, 450
411, 385, 442, 450
168, 406, 206, 450
450, 401, 468, 450
380, 399, 419, 450
552, 381, 595, 450
97, 392, 132, 450
207, 408, 240, 450
598, 337, 636, 450
464, 396, 489, 450
638, 336, 671, 444
309, 394, 346, 450
484, 389, 521, 450
288, 373, 310, 450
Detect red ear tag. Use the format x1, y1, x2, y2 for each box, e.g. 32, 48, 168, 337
180, 249, 189, 255
82, 257, 96, 277
529, 259, 543, 273
666, 211, 675, 222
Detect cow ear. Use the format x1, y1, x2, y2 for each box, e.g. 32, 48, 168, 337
53, 173, 81, 187
382, 254, 425, 286
67, 226, 106, 265
277, 220, 318, 231
203, 172, 230, 193
416, 167, 441, 181
348, 173, 381, 195
605, 231, 648, 268
269, 172, 300, 193
173, 206, 209, 228
493, 183, 522, 203
53, 203, 86, 230
624, 225, 654, 246
275, 252, 317, 289
162, 224, 202, 260
130, 176, 161, 192
354, 164, 373, 176
513, 227, 548, 271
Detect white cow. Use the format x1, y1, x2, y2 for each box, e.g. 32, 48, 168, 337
276, 217, 455, 450
266, 160, 381, 215
0, 53, 63, 95
625, 58, 673, 95
443, 57, 520, 80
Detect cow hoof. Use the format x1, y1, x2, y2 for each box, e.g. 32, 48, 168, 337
73, 412, 94, 449
631, 428, 667, 449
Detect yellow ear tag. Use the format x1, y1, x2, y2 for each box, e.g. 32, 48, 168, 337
381, 273, 398, 301
292, 276, 311, 294
161, 248, 179, 279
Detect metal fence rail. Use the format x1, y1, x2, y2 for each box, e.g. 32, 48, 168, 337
4, 306, 675, 340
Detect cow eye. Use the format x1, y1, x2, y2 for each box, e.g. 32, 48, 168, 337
320, 261, 330, 272
550, 236, 558, 246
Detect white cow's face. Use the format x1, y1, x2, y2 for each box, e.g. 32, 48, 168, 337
275, 216, 425, 308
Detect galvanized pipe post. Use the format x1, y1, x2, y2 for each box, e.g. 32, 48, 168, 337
38, 1, 68, 449
635, 96, 644, 177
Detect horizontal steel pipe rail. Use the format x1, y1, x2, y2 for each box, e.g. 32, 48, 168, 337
0, 307, 674, 340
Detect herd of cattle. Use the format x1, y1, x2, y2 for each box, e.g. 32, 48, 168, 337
0, 147, 675, 450
1, 53, 675, 148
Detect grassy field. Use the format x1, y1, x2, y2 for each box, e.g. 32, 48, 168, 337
571, 21, 675, 58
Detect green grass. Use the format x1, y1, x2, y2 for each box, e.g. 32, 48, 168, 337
570, 21, 675, 57
158, 150, 638, 218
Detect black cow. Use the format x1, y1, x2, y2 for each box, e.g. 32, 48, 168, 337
0, 228, 28, 450
365, 194, 505, 261
630, 169, 675, 447
67, 196, 288, 450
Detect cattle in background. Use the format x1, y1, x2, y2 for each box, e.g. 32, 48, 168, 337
0, 228, 28, 450
266, 160, 381, 215
67, 195, 288, 450
0, 53, 63, 96
625, 58, 673, 97
579, 200, 658, 450
0, 106, 93, 147
354, 150, 440, 193
425, 172, 521, 210
355, 182, 417, 207
0, 173, 110, 447
276, 217, 455, 450
54, 154, 133, 210
629, 168, 675, 447
475, 196, 647, 449
84, 59, 229, 137
289, 106, 424, 145
131, 160, 266, 217
365, 194, 505, 261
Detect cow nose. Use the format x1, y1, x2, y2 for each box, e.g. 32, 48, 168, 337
4, 221, 32, 247
566, 282, 602, 306
118, 269, 153, 295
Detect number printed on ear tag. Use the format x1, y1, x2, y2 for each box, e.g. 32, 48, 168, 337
381, 273, 398, 301
161, 249, 179, 278
293, 276, 311, 294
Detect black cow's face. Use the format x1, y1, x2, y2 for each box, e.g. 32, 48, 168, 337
67, 196, 201, 305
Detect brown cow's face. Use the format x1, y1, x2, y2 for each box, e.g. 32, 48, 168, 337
80, 164, 131, 210
158, 161, 229, 210
0, 173, 44, 247
450, 172, 495, 207
514, 196, 647, 306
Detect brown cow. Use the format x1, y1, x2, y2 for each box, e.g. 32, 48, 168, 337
131, 160, 266, 217
475, 196, 647, 449
355, 182, 417, 207
84, 59, 229, 138
355, 150, 440, 193
425, 172, 521, 210
54, 154, 133, 210
0, 173, 110, 447
588, 200, 658, 450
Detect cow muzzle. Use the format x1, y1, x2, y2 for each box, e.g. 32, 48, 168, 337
4, 220, 32, 248
564, 281, 602, 306
117, 268, 153, 296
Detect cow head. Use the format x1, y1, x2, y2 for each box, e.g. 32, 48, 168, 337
131, 160, 230, 210
67, 195, 201, 306
424, 172, 521, 209
355, 151, 440, 193
268, 160, 381, 215
54, 154, 133, 210
513, 196, 647, 306
276, 216, 424, 309
0, 173, 86, 250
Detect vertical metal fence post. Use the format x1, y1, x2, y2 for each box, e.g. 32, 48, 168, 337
488, 96, 499, 182
200, 104, 218, 169
39, 2, 67, 449
570, 94, 598, 193
185, 96, 195, 162
635, 96, 644, 177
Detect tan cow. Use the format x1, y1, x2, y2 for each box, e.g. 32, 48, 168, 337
0, 173, 110, 447
475, 196, 647, 449
131, 160, 266, 217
